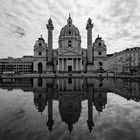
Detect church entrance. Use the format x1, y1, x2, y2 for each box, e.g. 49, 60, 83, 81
38, 62, 43, 73
68, 66, 72, 72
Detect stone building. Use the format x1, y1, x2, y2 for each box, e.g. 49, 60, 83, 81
0, 56, 33, 74
107, 47, 140, 74
33, 15, 107, 73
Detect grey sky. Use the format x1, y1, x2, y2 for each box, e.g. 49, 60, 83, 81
0, 0, 140, 58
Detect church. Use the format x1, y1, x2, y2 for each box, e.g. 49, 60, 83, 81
33, 15, 107, 73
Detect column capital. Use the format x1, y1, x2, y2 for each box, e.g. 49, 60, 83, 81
47, 18, 54, 30
86, 18, 93, 29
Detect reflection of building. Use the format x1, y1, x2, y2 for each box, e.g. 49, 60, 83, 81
59, 93, 82, 133
57, 78, 83, 91
0, 78, 33, 91
33, 78, 48, 113
107, 78, 140, 102
57, 78, 83, 133
1, 78, 140, 133
93, 79, 107, 113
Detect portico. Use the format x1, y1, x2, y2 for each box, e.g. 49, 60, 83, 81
58, 57, 83, 72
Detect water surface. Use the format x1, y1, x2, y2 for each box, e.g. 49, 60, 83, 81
0, 78, 140, 140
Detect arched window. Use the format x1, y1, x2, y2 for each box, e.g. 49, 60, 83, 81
38, 62, 43, 73
69, 30, 71, 35
38, 78, 43, 87
99, 42, 101, 46
39, 42, 42, 46
99, 62, 103, 66
38, 52, 42, 55
68, 40, 72, 47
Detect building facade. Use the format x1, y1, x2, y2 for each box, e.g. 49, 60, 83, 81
33, 15, 107, 73
1, 15, 140, 75
107, 47, 140, 74
0, 56, 33, 74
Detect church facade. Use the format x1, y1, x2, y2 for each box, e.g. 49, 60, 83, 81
33, 16, 107, 73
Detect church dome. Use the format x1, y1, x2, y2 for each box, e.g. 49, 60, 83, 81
59, 15, 80, 38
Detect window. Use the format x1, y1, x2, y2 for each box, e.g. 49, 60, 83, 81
69, 30, 71, 35
39, 43, 42, 46
98, 52, 102, 55
38, 52, 42, 55
68, 40, 72, 47
68, 78, 72, 84
99, 42, 101, 46
99, 62, 103, 66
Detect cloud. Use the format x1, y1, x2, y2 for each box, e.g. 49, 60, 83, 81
12, 26, 25, 37
0, 0, 140, 58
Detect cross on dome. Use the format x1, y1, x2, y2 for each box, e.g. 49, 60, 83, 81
67, 14, 72, 25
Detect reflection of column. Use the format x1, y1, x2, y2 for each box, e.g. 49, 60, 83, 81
47, 87, 54, 132
87, 84, 94, 133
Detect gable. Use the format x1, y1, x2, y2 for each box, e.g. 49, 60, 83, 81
59, 50, 82, 56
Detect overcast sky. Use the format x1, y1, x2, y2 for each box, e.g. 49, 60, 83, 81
0, 0, 140, 58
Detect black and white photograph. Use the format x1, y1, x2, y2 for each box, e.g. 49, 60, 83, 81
0, 0, 140, 140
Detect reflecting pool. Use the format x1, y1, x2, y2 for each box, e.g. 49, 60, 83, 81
0, 78, 140, 140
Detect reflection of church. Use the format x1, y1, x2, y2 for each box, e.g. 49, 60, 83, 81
32, 78, 107, 133
0, 78, 140, 133
33, 15, 107, 73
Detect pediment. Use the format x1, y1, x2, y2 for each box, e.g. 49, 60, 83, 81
59, 50, 81, 56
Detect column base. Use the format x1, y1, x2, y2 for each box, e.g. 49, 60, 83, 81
46, 62, 53, 73
87, 63, 95, 72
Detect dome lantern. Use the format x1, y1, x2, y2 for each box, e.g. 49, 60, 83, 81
67, 14, 72, 25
